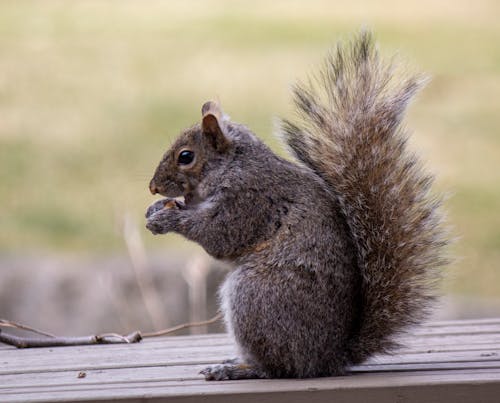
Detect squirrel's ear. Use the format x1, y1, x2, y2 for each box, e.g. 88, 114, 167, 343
201, 101, 230, 152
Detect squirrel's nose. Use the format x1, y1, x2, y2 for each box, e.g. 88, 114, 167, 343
149, 180, 158, 195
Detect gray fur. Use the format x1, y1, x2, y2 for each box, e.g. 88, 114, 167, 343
146, 32, 448, 379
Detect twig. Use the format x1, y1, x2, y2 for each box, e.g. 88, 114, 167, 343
0, 319, 55, 338
0, 313, 222, 348
142, 313, 223, 337
0, 329, 142, 348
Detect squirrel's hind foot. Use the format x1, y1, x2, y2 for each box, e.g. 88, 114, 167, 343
200, 361, 267, 381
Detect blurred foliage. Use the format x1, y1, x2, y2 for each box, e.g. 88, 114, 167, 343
0, 0, 499, 296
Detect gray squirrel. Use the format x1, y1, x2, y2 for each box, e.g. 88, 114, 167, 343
145, 32, 448, 380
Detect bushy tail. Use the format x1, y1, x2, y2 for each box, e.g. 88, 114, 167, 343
281, 32, 448, 363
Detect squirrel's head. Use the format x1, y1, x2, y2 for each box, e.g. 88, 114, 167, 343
149, 101, 233, 201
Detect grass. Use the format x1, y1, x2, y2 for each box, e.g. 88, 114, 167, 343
0, 0, 499, 297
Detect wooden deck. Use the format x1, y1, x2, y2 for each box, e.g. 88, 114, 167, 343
1, 318, 500, 402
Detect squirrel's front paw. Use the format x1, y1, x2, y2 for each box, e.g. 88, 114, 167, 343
145, 218, 166, 235
145, 198, 182, 234
145, 198, 183, 219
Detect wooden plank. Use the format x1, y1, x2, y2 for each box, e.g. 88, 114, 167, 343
0, 318, 499, 403
353, 360, 500, 372
0, 352, 500, 388
3, 323, 498, 353
2, 370, 500, 403
2, 317, 498, 351
423, 318, 500, 327
2, 327, 498, 359
397, 334, 500, 346
0, 344, 237, 375
1, 337, 500, 375
2, 359, 500, 390
3, 341, 500, 376
410, 324, 500, 336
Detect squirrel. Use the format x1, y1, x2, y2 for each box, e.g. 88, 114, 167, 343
145, 32, 448, 380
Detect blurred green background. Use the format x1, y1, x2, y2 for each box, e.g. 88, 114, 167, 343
0, 0, 499, 299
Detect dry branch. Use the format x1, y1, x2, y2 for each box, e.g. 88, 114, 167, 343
0, 330, 142, 348
0, 313, 222, 348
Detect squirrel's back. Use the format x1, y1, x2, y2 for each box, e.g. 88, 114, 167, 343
281, 31, 448, 363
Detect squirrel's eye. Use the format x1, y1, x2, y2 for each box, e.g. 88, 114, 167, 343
177, 150, 195, 165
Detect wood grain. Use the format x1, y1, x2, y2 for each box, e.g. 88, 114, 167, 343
1, 318, 500, 402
